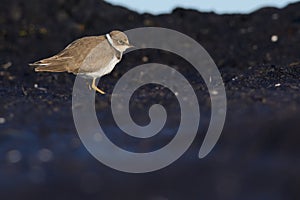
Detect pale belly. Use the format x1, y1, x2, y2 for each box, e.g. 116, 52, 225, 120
83, 56, 120, 78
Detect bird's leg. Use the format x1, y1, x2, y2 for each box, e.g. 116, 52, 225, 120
91, 78, 106, 94
86, 80, 92, 90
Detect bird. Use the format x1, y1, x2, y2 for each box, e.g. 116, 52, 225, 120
30, 30, 133, 94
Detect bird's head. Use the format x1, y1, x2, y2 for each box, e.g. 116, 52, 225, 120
109, 30, 134, 52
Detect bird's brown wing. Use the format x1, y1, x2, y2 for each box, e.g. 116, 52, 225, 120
30, 36, 107, 74
77, 38, 116, 73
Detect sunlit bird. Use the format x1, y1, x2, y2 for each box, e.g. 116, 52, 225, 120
30, 30, 133, 94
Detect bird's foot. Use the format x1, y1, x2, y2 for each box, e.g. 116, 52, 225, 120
91, 78, 106, 94
92, 85, 106, 94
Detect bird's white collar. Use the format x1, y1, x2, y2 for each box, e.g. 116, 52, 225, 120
106, 33, 114, 46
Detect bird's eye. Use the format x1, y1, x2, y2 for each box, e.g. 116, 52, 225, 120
117, 40, 124, 45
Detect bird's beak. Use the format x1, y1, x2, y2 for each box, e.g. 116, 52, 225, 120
127, 43, 134, 48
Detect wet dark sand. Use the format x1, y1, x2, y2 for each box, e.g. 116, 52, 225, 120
1, 0, 300, 199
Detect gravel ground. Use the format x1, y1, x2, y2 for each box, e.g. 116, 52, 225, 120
1, 0, 300, 199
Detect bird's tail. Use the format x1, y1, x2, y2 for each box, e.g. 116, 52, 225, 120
29, 56, 69, 72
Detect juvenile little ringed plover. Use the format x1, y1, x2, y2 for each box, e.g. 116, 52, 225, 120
30, 30, 133, 94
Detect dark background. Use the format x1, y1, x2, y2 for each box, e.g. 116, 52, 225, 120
1, 0, 300, 199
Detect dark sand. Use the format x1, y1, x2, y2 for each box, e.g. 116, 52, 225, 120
1, 1, 300, 199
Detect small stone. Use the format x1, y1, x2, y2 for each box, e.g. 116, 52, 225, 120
93, 133, 103, 142
70, 137, 81, 148
271, 35, 278, 42
0, 117, 5, 124
37, 148, 53, 162
232, 76, 238, 81
8, 75, 15, 80
39, 27, 48, 35
142, 56, 149, 62
1, 61, 12, 69
272, 13, 279, 20
7, 150, 22, 163
265, 53, 272, 61
275, 83, 281, 87
211, 90, 219, 95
